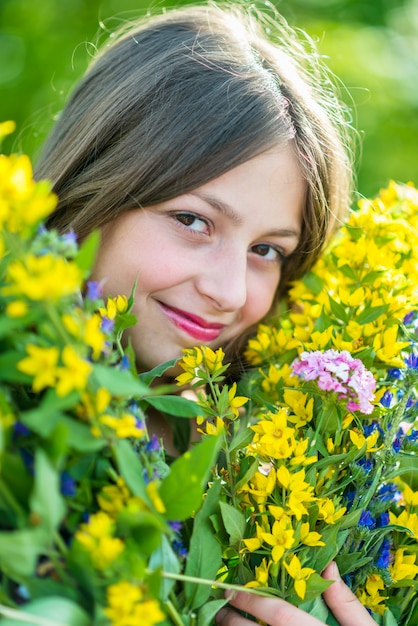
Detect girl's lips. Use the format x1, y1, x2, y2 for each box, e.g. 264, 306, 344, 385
158, 302, 225, 342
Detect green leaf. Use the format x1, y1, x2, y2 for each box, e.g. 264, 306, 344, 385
328, 297, 349, 323
75, 229, 100, 273
139, 359, 178, 386
21, 389, 80, 436
0, 351, 28, 383
356, 304, 389, 325
302, 271, 324, 295
30, 449, 66, 533
91, 363, 150, 397
113, 439, 150, 503
334, 552, 372, 576
0, 527, 49, 578
219, 501, 246, 545
229, 426, 254, 454
148, 535, 180, 600
0, 596, 91, 626
145, 395, 201, 417
185, 480, 223, 610
159, 434, 222, 521
197, 598, 229, 626
58, 417, 106, 452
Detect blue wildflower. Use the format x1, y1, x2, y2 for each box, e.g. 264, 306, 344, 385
357, 457, 374, 472
377, 483, 400, 503
13, 422, 31, 437
406, 353, 418, 370
392, 428, 404, 453
380, 390, 393, 408
407, 429, 418, 442
119, 354, 130, 370
387, 368, 404, 380
172, 539, 188, 557
61, 471, 76, 497
377, 512, 390, 527
364, 422, 384, 438
359, 510, 375, 529
376, 538, 392, 568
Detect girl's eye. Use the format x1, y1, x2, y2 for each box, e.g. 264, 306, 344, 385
174, 212, 208, 234
251, 243, 285, 263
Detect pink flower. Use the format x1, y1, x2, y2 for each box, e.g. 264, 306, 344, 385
292, 349, 376, 415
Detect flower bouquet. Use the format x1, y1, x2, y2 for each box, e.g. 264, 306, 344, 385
178, 179, 418, 624
0, 118, 417, 626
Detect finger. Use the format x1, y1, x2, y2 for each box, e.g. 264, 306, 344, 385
218, 591, 327, 626
215, 606, 256, 626
322, 562, 377, 626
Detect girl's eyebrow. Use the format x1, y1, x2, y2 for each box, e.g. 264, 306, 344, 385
189, 190, 301, 239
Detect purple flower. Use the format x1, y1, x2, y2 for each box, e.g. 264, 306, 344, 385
404, 310, 418, 325
61, 230, 77, 246
146, 434, 161, 453
101, 317, 115, 333
292, 349, 376, 414
86, 280, 102, 300
169, 521, 183, 533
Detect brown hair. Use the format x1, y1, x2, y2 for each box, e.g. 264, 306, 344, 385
35, 2, 355, 296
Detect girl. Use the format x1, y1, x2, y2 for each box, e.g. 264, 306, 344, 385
35, 3, 376, 624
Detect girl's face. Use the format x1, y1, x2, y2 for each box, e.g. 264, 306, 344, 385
92, 145, 305, 372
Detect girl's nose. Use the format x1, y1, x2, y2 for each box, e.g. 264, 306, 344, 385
196, 249, 248, 312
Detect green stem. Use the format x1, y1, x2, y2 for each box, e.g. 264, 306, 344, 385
164, 599, 186, 626
44, 302, 73, 345
156, 571, 275, 598
0, 604, 64, 626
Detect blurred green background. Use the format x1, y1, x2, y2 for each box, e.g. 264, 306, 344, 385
0, 0, 417, 199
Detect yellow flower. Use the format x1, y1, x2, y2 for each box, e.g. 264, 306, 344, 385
227, 382, 248, 419
389, 549, 418, 582
146, 481, 166, 514
316, 498, 346, 524
99, 413, 144, 439
389, 510, 418, 539
251, 410, 295, 459
0, 120, 16, 138
261, 518, 295, 563
5, 300, 28, 317
284, 389, 314, 428
18, 344, 59, 392
373, 326, 410, 368
97, 478, 131, 516
349, 428, 382, 452
4, 254, 81, 301
75, 511, 124, 570
84, 313, 106, 360
300, 522, 325, 547
55, 345, 92, 397
99, 294, 129, 320
245, 558, 270, 588
104, 581, 165, 626
284, 554, 315, 599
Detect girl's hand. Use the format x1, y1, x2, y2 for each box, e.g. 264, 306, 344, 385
215, 562, 377, 626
